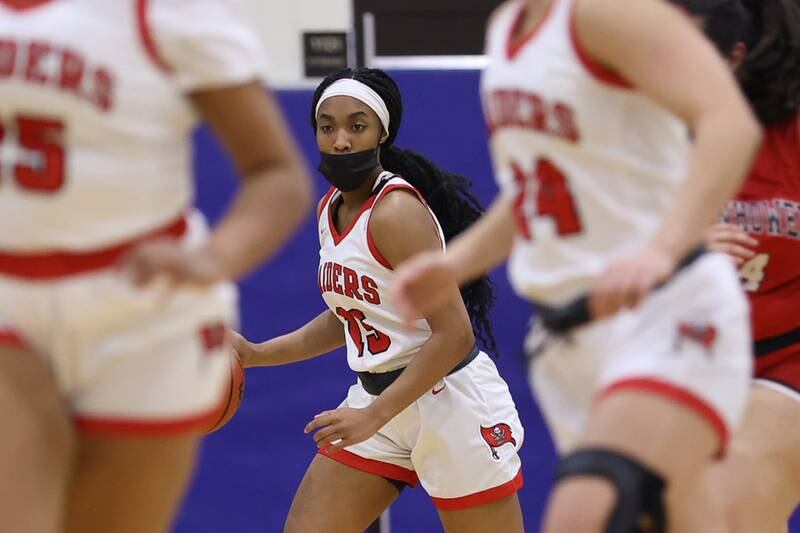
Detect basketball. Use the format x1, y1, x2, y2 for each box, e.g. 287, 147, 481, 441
203, 349, 246, 434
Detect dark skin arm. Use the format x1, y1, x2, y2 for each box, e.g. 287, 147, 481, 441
305, 190, 475, 453
231, 310, 345, 368
231, 196, 345, 368
123, 81, 313, 285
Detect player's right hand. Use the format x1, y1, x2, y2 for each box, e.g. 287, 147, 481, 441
227, 330, 253, 368
589, 243, 677, 319
706, 222, 758, 267
392, 250, 457, 328
121, 240, 227, 288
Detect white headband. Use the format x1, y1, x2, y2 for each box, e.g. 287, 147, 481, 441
315, 78, 391, 134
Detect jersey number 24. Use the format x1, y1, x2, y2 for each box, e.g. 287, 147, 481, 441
511, 158, 582, 239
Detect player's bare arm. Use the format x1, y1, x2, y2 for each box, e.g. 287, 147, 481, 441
233, 310, 345, 368
124, 83, 313, 287
393, 195, 515, 325
576, 0, 762, 316
306, 190, 474, 452
190, 82, 313, 280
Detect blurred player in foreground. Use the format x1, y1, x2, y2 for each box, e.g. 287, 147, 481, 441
0, 1, 311, 532
393, 0, 761, 530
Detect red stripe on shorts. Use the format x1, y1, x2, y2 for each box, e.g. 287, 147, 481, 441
319, 448, 419, 487
600, 377, 729, 457
74, 406, 219, 437
0, 329, 27, 350
431, 468, 524, 511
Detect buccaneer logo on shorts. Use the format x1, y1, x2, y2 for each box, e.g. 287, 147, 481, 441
675, 321, 718, 356
480, 423, 517, 461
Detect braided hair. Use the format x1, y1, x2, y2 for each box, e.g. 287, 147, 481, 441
311, 68, 498, 355
673, 0, 800, 125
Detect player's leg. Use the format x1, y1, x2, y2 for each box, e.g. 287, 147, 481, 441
65, 433, 199, 533
438, 494, 524, 533
62, 272, 237, 533
0, 342, 74, 533
537, 254, 749, 533
541, 389, 725, 533
706, 382, 800, 533
284, 453, 401, 533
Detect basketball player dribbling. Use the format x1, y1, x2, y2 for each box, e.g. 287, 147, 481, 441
0, 1, 311, 532
233, 67, 526, 533
393, 0, 763, 531
673, 1, 800, 531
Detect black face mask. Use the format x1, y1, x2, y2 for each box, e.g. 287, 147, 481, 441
318, 148, 379, 192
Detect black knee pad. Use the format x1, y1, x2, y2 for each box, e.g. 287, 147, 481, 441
556, 448, 667, 533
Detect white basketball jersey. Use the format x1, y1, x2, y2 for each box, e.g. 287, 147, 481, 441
0, 0, 264, 251
482, 0, 691, 305
318, 173, 446, 373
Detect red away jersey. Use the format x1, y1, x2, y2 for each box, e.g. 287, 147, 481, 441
721, 117, 800, 345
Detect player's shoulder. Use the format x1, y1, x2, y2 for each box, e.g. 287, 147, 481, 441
370, 181, 434, 238
371, 183, 428, 227
369, 184, 442, 263
487, 0, 519, 31
147, 0, 250, 29
754, 116, 800, 188
317, 187, 336, 221
147, 0, 238, 9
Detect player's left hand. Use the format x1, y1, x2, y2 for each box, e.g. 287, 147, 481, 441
304, 407, 386, 454
121, 240, 227, 288
589, 244, 678, 319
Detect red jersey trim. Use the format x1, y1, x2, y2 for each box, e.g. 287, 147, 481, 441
74, 406, 220, 437
366, 227, 394, 270
0, 0, 55, 11
568, 3, 633, 90
506, 0, 559, 60
365, 183, 444, 270
328, 192, 379, 246
0, 329, 29, 351
319, 448, 420, 487
317, 187, 336, 222
135, 0, 173, 74
0, 214, 188, 280
600, 378, 728, 457
431, 468, 524, 511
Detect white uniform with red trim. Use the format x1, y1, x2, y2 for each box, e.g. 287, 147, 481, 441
317, 173, 525, 509
483, 0, 752, 452
0, 0, 263, 434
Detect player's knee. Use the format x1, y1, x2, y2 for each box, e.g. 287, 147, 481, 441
545, 447, 667, 533
716, 478, 783, 533
543, 476, 616, 533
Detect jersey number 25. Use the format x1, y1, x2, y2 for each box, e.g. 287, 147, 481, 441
0, 115, 66, 193
337, 307, 392, 358
511, 158, 582, 239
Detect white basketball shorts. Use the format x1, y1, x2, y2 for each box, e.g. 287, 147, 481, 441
0, 211, 237, 436
321, 351, 524, 511
527, 253, 752, 456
